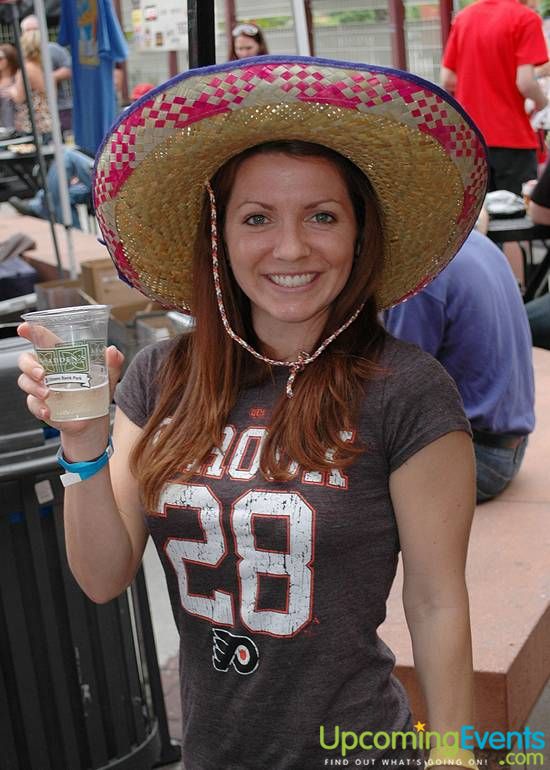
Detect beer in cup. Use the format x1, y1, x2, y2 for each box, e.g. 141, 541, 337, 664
22, 305, 111, 421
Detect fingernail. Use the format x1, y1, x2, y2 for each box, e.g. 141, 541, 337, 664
40, 407, 48, 419
38, 387, 49, 398
33, 367, 44, 379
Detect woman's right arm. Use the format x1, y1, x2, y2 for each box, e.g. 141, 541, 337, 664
18, 337, 148, 603
62, 407, 149, 603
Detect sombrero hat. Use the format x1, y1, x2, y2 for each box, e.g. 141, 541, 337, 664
94, 55, 488, 313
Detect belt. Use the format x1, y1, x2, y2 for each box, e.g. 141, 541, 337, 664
473, 429, 526, 450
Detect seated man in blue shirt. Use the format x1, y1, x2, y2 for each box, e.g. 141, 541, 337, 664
385, 229, 535, 503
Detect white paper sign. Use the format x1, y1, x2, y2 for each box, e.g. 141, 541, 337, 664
132, 0, 188, 52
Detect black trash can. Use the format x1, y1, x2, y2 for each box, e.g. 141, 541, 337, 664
0, 337, 179, 770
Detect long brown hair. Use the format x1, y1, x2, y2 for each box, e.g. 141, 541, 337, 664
132, 141, 387, 511
0, 44, 19, 77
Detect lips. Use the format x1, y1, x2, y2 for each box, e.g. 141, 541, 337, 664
267, 272, 317, 288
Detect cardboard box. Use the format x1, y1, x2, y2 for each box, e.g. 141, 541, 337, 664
35, 278, 82, 310
136, 313, 176, 345
78, 288, 162, 367
80, 259, 146, 306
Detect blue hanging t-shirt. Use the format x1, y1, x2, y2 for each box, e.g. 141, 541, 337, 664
59, 0, 128, 155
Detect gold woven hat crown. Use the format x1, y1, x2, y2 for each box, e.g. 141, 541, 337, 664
94, 56, 488, 312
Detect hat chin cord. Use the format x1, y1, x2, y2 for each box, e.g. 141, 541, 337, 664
205, 181, 365, 398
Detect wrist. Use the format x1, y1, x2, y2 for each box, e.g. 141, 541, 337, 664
61, 422, 110, 462
57, 437, 113, 487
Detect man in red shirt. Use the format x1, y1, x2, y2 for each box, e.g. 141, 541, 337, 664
442, 0, 548, 194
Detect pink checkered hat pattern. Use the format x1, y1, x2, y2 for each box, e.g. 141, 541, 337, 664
94, 56, 488, 312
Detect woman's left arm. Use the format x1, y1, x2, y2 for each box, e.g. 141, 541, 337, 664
390, 429, 476, 739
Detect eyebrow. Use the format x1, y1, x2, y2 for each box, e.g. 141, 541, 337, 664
235, 199, 343, 211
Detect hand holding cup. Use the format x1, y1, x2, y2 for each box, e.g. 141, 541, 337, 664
16, 306, 124, 436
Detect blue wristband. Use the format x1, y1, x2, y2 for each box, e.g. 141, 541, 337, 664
57, 438, 114, 487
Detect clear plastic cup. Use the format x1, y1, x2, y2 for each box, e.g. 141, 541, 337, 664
22, 305, 111, 421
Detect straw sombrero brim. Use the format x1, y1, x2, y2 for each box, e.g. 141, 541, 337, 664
94, 56, 488, 312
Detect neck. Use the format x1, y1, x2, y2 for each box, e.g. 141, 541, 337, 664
254, 316, 327, 362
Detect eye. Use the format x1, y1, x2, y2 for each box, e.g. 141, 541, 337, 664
244, 214, 268, 225
311, 212, 335, 224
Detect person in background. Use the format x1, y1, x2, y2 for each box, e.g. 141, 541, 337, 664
0, 44, 19, 130
7, 84, 155, 227
524, 163, 550, 349
441, 0, 548, 284
9, 30, 52, 140
229, 22, 269, 60
8, 146, 93, 229
385, 229, 535, 503
20, 14, 73, 133
130, 82, 155, 101
441, 0, 548, 196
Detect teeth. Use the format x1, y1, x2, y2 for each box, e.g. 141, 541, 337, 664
269, 273, 316, 287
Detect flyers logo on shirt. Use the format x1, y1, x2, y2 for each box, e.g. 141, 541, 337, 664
212, 628, 259, 675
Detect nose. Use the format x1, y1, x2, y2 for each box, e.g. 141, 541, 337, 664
272, 220, 311, 262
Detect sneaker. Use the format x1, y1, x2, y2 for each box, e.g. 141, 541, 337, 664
8, 197, 41, 218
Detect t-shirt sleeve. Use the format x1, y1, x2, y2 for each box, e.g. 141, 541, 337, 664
50, 42, 71, 70
382, 343, 472, 474
515, 13, 548, 67
114, 340, 172, 427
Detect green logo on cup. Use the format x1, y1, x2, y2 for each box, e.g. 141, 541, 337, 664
37, 343, 90, 375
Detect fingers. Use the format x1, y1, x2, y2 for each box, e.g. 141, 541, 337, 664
17, 368, 49, 420
18, 349, 41, 376
17, 321, 62, 348
17, 349, 50, 419
26, 393, 50, 421
17, 321, 32, 342
107, 345, 125, 397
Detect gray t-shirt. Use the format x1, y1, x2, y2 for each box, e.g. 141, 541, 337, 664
49, 42, 72, 111
115, 333, 471, 769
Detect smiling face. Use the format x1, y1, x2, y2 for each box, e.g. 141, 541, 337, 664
233, 34, 261, 59
223, 152, 358, 358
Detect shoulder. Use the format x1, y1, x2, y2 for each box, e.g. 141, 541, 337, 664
378, 332, 442, 373
377, 334, 461, 404
114, 336, 184, 427
371, 337, 470, 473
127, 336, 180, 377
512, 2, 544, 28
48, 42, 67, 56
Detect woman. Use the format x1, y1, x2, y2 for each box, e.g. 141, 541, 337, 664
229, 21, 269, 59
18, 57, 486, 767
0, 43, 19, 130
9, 29, 52, 139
